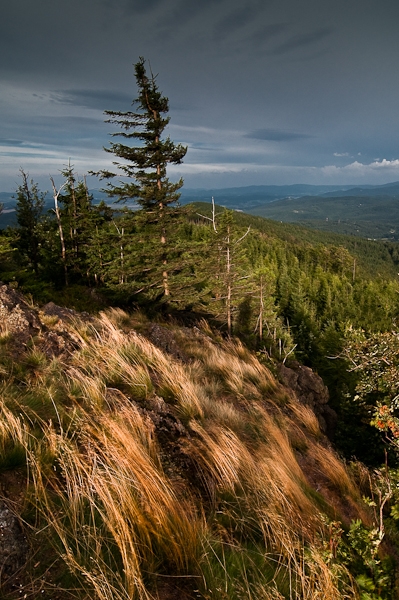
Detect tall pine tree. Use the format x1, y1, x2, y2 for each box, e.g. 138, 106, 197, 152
95, 57, 187, 297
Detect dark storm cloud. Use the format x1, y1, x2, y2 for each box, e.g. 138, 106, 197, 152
188, 148, 267, 165
0, 139, 27, 147
130, 0, 163, 12
161, 0, 221, 28
190, 142, 223, 151
32, 117, 107, 146
245, 129, 313, 142
40, 116, 104, 128
100, 0, 165, 15
272, 27, 333, 55
213, 4, 261, 39
249, 23, 288, 49
47, 90, 133, 111
0, 117, 108, 150
2, 0, 399, 190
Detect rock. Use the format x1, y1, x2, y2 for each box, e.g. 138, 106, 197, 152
42, 301, 91, 323
278, 361, 337, 438
0, 501, 28, 578
0, 283, 41, 343
38, 330, 70, 357
147, 324, 189, 361
0, 284, 88, 360
42, 301, 73, 322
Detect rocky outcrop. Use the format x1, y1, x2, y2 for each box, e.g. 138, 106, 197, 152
0, 284, 81, 358
277, 361, 337, 438
0, 283, 41, 344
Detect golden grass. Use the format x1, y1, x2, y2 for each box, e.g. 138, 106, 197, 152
0, 395, 29, 451
177, 333, 278, 399
308, 442, 359, 498
287, 398, 322, 438
0, 310, 368, 599
29, 394, 203, 599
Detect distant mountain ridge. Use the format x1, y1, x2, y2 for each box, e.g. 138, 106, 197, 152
180, 182, 399, 240
2, 182, 399, 238
320, 181, 399, 198
247, 193, 399, 240
180, 183, 363, 209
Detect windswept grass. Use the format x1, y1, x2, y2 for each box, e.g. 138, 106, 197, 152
28, 396, 203, 600
0, 308, 381, 599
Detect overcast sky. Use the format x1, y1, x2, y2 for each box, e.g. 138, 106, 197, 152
2, 0, 399, 192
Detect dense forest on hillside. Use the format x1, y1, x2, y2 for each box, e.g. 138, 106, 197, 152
249, 193, 399, 240
2, 57, 399, 599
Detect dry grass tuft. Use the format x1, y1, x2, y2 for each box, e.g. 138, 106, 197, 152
0, 397, 29, 452
308, 442, 359, 498
287, 398, 322, 438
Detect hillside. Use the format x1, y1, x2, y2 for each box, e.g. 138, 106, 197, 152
182, 183, 399, 241
0, 283, 397, 599
191, 201, 399, 279
247, 194, 399, 241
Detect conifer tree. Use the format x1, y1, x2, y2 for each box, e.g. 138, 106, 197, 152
15, 169, 45, 274
59, 164, 97, 281
85, 201, 114, 285
96, 57, 187, 297
49, 164, 103, 285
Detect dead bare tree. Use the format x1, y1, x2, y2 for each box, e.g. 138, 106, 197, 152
50, 177, 68, 285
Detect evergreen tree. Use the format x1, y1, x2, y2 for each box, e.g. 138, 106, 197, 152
15, 169, 45, 274
95, 57, 187, 297
48, 164, 103, 286
85, 201, 114, 285
58, 164, 97, 281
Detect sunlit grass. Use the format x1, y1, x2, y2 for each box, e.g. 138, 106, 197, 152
0, 309, 372, 599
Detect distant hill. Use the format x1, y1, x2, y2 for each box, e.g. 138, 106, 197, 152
180, 183, 360, 210
320, 181, 399, 198
247, 194, 399, 240
181, 182, 399, 240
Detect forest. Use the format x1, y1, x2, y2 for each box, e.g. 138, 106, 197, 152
248, 192, 399, 240
2, 57, 399, 599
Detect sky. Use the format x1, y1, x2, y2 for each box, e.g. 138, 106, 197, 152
2, 0, 399, 192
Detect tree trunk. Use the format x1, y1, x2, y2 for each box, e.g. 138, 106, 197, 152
226, 225, 232, 335
50, 177, 68, 286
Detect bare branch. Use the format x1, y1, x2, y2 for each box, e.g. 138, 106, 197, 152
234, 226, 251, 245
